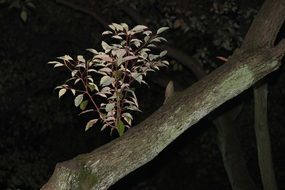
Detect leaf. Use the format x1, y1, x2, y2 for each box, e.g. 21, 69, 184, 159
86, 48, 98, 54
80, 100, 88, 110
74, 94, 84, 107
95, 54, 112, 62
88, 83, 99, 92
101, 87, 112, 94
96, 92, 107, 98
70, 89, 76, 95
99, 67, 112, 73
162, 60, 170, 65
71, 70, 78, 77
122, 56, 138, 63
20, 9, 27, 22
113, 49, 126, 58
112, 23, 124, 31
105, 102, 115, 112
77, 55, 85, 63
157, 27, 169, 34
102, 41, 111, 52
143, 30, 152, 36
131, 73, 143, 83
117, 120, 125, 136
47, 61, 61, 65
132, 25, 148, 32
144, 36, 150, 42
100, 76, 114, 86
85, 119, 98, 131
125, 105, 141, 112
57, 55, 73, 61
102, 31, 113, 35
121, 23, 129, 31
74, 78, 81, 84
147, 44, 156, 48
54, 63, 64, 68
112, 35, 123, 40
58, 89, 67, 98
159, 50, 167, 57
79, 109, 94, 115
122, 112, 133, 125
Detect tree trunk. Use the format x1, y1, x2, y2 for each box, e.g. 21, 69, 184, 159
241, 0, 285, 188
254, 83, 278, 190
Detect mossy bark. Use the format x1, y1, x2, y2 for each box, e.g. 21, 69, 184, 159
42, 40, 285, 189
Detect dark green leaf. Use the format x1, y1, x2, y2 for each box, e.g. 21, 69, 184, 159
117, 120, 125, 136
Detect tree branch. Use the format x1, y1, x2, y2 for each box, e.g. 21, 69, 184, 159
54, 0, 109, 28
42, 42, 285, 189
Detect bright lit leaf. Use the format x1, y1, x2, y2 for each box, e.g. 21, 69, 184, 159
54, 63, 64, 68
112, 23, 123, 31
102, 41, 111, 52
71, 70, 78, 77
48, 61, 61, 65
74, 94, 84, 107
79, 109, 94, 115
121, 23, 129, 31
58, 89, 67, 98
85, 119, 98, 131
105, 102, 115, 112
132, 25, 148, 32
102, 31, 113, 35
77, 55, 85, 63
95, 54, 112, 62
70, 89, 76, 95
57, 55, 73, 61
157, 27, 169, 34
100, 76, 114, 86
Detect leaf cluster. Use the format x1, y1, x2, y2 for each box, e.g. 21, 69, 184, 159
48, 23, 169, 136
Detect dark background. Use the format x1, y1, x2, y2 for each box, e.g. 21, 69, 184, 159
0, 0, 284, 189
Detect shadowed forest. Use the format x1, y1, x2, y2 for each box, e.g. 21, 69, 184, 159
0, 0, 285, 189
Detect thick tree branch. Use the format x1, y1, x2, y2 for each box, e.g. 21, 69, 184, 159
42, 41, 285, 189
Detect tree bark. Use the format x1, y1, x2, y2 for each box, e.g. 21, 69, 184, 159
241, 0, 285, 189
42, 38, 285, 189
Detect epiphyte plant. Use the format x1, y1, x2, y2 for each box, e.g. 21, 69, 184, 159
48, 23, 169, 136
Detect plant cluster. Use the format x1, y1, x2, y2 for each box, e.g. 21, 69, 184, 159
48, 23, 169, 136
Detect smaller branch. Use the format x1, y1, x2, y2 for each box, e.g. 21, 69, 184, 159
160, 44, 206, 79
54, 0, 109, 28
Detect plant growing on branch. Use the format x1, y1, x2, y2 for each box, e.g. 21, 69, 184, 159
48, 23, 169, 136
